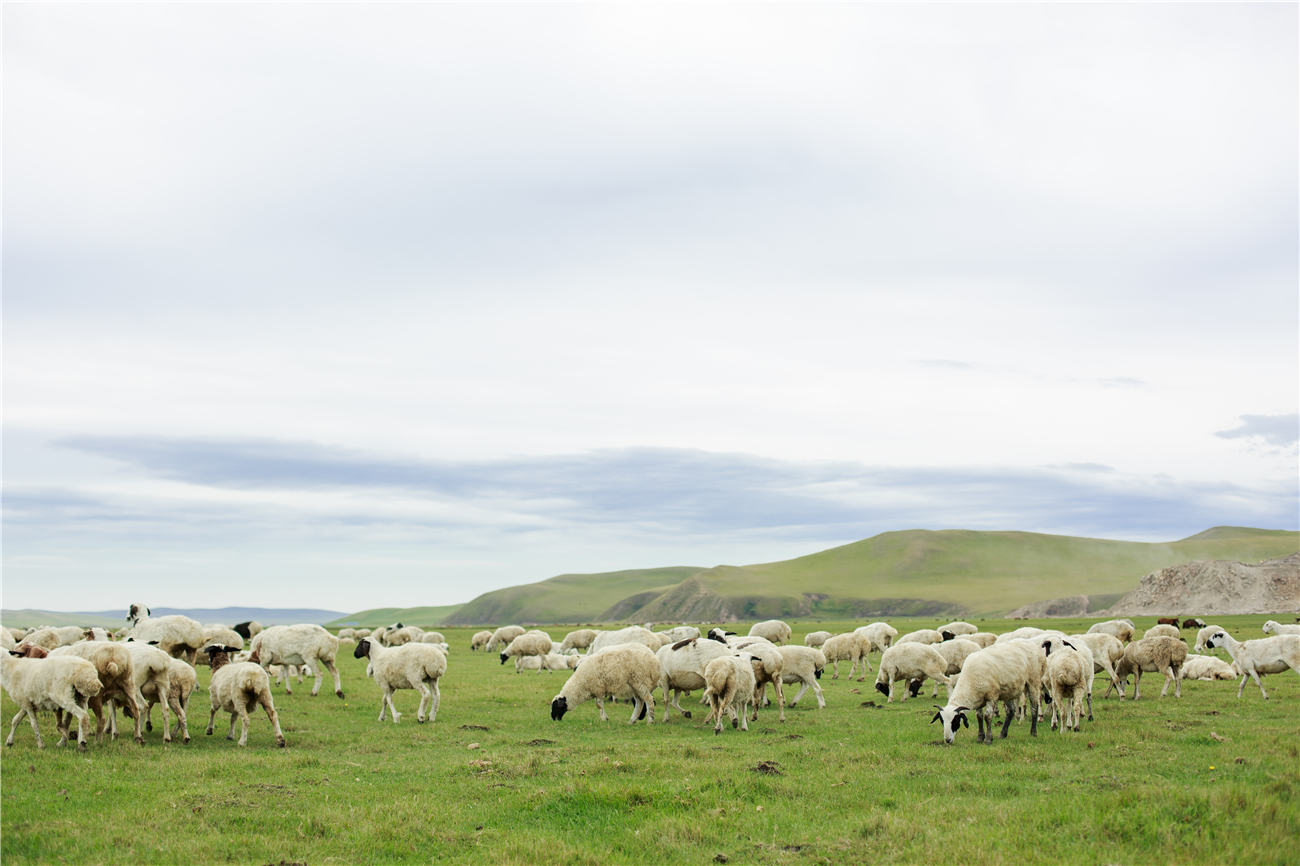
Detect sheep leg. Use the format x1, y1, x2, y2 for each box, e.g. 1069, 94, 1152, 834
789, 680, 809, 707
145, 701, 154, 733
428, 679, 441, 723
595, 697, 609, 722
317, 657, 344, 699
999, 702, 1014, 740
1132, 670, 1143, 701
8, 707, 43, 749
1246, 667, 1268, 699
227, 711, 239, 741
415, 682, 432, 722
235, 702, 254, 747
54, 709, 70, 747
975, 708, 987, 744
168, 691, 190, 744
258, 692, 286, 747
1159, 666, 1174, 698
830, 660, 839, 680
772, 679, 785, 722
206, 704, 218, 736
125, 689, 146, 744
738, 701, 749, 732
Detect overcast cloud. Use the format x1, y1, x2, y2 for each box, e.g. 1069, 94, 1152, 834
4, 4, 1296, 611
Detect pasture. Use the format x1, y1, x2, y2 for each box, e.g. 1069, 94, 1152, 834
3, 616, 1298, 865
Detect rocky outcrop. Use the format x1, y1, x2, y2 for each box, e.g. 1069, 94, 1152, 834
1006, 595, 1091, 619
1102, 553, 1299, 617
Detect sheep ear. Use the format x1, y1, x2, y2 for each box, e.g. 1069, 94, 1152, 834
930, 711, 942, 724
959, 713, 969, 729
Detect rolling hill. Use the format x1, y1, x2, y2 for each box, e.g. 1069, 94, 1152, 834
442, 526, 1299, 624
323, 605, 466, 628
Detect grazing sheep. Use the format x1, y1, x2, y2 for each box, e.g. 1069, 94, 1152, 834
196, 627, 246, 666
1067, 632, 1124, 696
248, 625, 344, 698
804, 631, 832, 648
747, 620, 792, 645
1262, 620, 1300, 636
995, 627, 1046, 644
821, 633, 871, 681
558, 629, 599, 654
46, 641, 144, 745
120, 641, 176, 741
485, 626, 526, 652
383, 627, 417, 647
231, 621, 264, 641
18, 628, 68, 651
966, 632, 998, 649
656, 636, 738, 722
0, 630, 14, 652
655, 626, 700, 643
1156, 617, 1180, 627
140, 658, 197, 744
6, 628, 25, 642
702, 653, 758, 734
471, 631, 493, 652
1182, 618, 1206, 629
1111, 636, 1187, 700
775, 645, 827, 709
354, 628, 372, 639
130, 615, 206, 666
516, 654, 580, 673
421, 631, 446, 644
1193, 625, 1229, 654
1144, 624, 1182, 640
897, 629, 946, 646
337, 628, 357, 641
1040, 637, 1090, 733
706, 627, 738, 642
353, 638, 447, 723
499, 632, 560, 673
724, 637, 786, 722
550, 643, 660, 724
1202, 629, 1300, 699
1087, 619, 1136, 644
937, 621, 978, 636
588, 626, 662, 655
874, 644, 950, 703
930, 643, 1041, 745
930, 639, 982, 698
1, 651, 102, 750
203, 646, 285, 747
1180, 656, 1238, 681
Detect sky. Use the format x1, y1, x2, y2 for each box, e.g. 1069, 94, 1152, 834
4, 4, 1297, 613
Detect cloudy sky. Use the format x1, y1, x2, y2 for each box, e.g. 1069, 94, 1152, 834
4, 4, 1297, 613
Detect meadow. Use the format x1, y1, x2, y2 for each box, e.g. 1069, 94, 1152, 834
2, 615, 1298, 865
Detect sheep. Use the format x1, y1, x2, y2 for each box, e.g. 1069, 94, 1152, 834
702, 653, 758, 734
1, 651, 102, 750
471, 631, 494, 652
655, 626, 700, 643
1180, 656, 1238, 681
120, 641, 176, 741
966, 632, 998, 649
897, 629, 946, 646
337, 628, 357, 641
556, 629, 596, 654
706, 627, 738, 642
516, 653, 580, 673
1040, 636, 1091, 732
874, 643, 950, 703
724, 637, 786, 722
821, 633, 871, 681
203, 646, 286, 747
195, 627, 246, 666
383, 627, 417, 647
1202, 629, 1300, 699
775, 645, 827, 709
19, 628, 68, 651
499, 632, 560, 673
1087, 619, 1136, 644
248, 624, 344, 698
550, 643, 660, 724
45, 641, 144, 745
354, 628, 372, 638
929, 639, 982, 699
0, 629, 14, 652
588, 626, 662, 655
1156, 617, 1180, 627
130, 615, 206, 666
1110, 636, 1187, 700
656, 636, 737, 722
6, 627, 24, 642
352, 638, 447, 723
1066, 632, 1124, 696
995, 627, 1046, 644
804, 631, 832, 648
1262, 620, 1300, 636
231, 621, 264, 641
421, 631, 446, 644
485, 626, 526, 652
747, 620, 792, 645
853, 622, 898, 671
930, 643, 1041, 744
1144, 624, 1182, 640
84, 628, 112, 641
140, 658, 197, 744
1182, 618, 1206, 629
937, 621, 978, 636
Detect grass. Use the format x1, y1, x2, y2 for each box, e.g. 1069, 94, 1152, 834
3, 615, 1298, 865
445, 566, 704, 626
323, 606, 467, 629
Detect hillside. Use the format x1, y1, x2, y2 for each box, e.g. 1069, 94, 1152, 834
1102, 553, 1300, 616
0, 606, 348, 630
442, 526, 1299, 624
324, 604, 466, 628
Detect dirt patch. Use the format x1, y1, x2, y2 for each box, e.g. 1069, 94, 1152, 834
460, 724, 490, 731
751, 761, 783, 776
1103, 553, 1299, 616
524, 739, 555, 746
860, 701, 880, 708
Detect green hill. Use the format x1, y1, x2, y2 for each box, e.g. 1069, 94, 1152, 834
0, 610, 127, 630
324, 604, 465, 629
441, 526, 1299, 624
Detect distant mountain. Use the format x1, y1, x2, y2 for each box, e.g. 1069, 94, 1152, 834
1, 606, 348, 630
324, 605, 466, 628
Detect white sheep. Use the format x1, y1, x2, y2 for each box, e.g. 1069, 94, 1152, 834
702, 653, 757, 734
421, 631, 446, 644
549, 643, 660, 724
803, 631, 832, 648
775, 645, 827, 709
966, 632, 998, 649
2, 651, 103, 750
195, 627, 246, 667
517, 654, 579, 672
485, 626, 526, 652
1066, 632, 1124, 697
930, 639, 982, 698
44, 641, 144, 744
558, 629, 599, 654
1112, 636, 1187, 700
353, 638, 447, 723
471, 631, 493, 651
655, 626, 701, 643
853, 622, 898, 671
249, 625, 344, 698
1143, 624, 1182, 640
1180, 656, 1238, 681
930, 643, 1042, 744
1041, 637, 1090, 733
120, 640, 176, 741
874, 643, 950, 703
0, 629, 14, 652
821, 633, 872, 681
1193, 625, 1228, 654
337, 628, 357, 641
724, 636, 786, 722
130, 615, 206, 666
499, 632, 560, 673
937, 621, 978, 636
995, 627, 1046, 644
1202, 629, 1299, 699
354, 628, 372, 639
1087, 619, 1136, 644
1262, 620, 1300, 636
141, 657, 197, 744
588, 626, 662, 655
203, 646, 286, 747
747, 620, 792, 645
656, 634, 737, 722
18, 628, 69, 651
896, 629, 946, 646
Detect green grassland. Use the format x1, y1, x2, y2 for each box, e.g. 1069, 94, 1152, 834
441, 526, 1300, 625
0, 610, 129, 630
324, 606, 467, 629
3, 615, 1298, 865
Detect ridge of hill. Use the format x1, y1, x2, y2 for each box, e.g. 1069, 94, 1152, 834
440, 526, 1299, 625
323, 605, 466, 628
0, 607, 349, 630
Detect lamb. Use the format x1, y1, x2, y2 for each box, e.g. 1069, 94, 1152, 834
937, 621, 978, 636
499, 632, 561, 673
821, 633, 871, 681
702, 653, 758, 734
1087, 619, 1136, 644
775, 645, 827, 709
353, 638, 447, 723
203, 646, 286, 747
1041, 638, 1090, 733
471, 631, 494, 652
1180, 656, 1238, 681
1262, 620, 1300, 636
1144, 624, 1182, 640
1202, 629, 1299, 699
485, 626, 526, 652
558, 629, 598, 654
747, 620, 792, 645
656, 636, 738, 722
930, 643, 1041, 744
929, 639, 982, 699
45, 641, 144, 745
550, 643, 660, 724
588, 626, 662, 655
130, 614, 206, 665
2, 651, 102, 750
1110, 636, 1187, 700
516, 654, 580, 673
874, 643, 950, 703
248, 624, 345, 698
896, 629, 946, 646
804, 631, 832, 648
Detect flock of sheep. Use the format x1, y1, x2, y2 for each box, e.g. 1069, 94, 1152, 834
2, 606, 1298, 751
